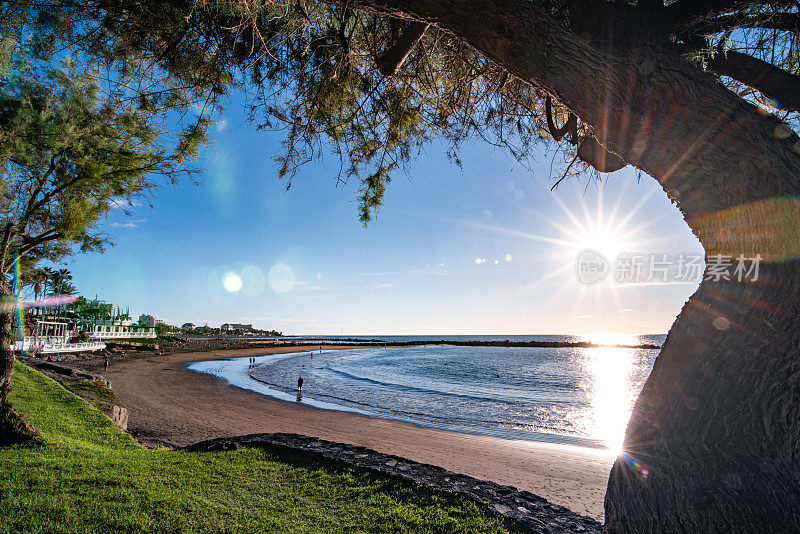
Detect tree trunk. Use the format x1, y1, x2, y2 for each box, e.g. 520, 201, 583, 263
0, 282, 37, 445
338, 0, 800, 530
604, 261, 800, 532
0, 283, 15, 405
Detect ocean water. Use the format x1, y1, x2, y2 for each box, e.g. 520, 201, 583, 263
299, 334, 646, 343
232, 334, 665, 450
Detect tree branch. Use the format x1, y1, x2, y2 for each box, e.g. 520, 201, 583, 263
376, 21, 429, 76
19, 151, 62, 224
666, 0, 751, 27
339, 0, 800, 218
18, 230, 64, 256
707, 50, 800, 111
0, 223, 15, 275
545, 96, 578, 144
690, 12, 800, 34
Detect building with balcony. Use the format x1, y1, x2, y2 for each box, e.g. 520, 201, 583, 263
90, 319, 156, 339
220, 323, 253, 332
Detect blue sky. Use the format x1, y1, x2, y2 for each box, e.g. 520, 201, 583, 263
67, 100, 704, 335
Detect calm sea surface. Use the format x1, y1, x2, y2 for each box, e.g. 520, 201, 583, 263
191, 334, 665, 450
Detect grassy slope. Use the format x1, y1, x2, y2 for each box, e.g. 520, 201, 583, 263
65, 381, 124, 413
0, 363, 510, 533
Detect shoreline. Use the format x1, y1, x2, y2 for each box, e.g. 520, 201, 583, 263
226, 349, 608, 449
97, 345, 614, 520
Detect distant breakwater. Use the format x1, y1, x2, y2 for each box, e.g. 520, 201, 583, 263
303, 339, 662, 350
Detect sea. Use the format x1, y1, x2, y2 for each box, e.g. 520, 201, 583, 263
188, 334, 665, 451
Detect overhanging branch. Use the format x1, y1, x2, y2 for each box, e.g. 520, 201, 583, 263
667, 0, 751, 27
376, 21, 429, 76
545, 96, 578, 144
18, 230, 65, 256
707, 50, 800, 111
336, 0, 800, 217
690, 12, 800, 34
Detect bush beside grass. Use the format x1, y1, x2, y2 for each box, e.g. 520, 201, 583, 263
0, 362, 511, 533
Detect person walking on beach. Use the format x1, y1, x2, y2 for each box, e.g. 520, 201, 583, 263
104, 358, 109, 371
297, 376, 304, 393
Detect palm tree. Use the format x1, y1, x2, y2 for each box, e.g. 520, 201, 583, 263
22, 268, 49, 317
40, 267, 53, 316
31, 270, 45, 302
60, 281, 77, 295
50, 269, 71, 295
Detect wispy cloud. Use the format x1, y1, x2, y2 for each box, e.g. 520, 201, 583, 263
238, 315, 319, 324
110, 198, 141, 210
373, 282, 396, 289
357, 267, 450, 278
616, 281, 698, 287
109, 218, 147, 229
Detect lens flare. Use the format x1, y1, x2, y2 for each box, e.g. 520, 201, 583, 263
240, 266, 266, 296
268, 264, 295, 293
223, 272, 242, 292
13, 254, 24, 354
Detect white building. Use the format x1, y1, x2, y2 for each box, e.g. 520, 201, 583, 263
90, 319, 156, 339
12, 321, 105, 354
182, 322, 195, 330
220, 323, 253, 332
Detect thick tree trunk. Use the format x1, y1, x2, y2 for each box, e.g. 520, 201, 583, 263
0, 282, 36, 445
0, 283, 15, 405
339, 0, 800, 530
605, 262, 800, 532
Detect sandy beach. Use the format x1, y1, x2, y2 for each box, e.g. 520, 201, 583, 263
100, 346, 613, 520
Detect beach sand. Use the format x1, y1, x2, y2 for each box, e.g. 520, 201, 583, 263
101, 346, 614, 520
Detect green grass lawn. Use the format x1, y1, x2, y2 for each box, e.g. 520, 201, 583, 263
0, 363, 511, 533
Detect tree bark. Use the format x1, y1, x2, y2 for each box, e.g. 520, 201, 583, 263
0, 282, 37, 445
338, 0, 800, 530
0, 283, 15, 406
604, 263, 800, 532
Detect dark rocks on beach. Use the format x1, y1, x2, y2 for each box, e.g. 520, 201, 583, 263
32, 361, 110, 387
185, 433, 602, 534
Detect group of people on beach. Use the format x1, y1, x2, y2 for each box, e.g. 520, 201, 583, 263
245, 350, 320, 400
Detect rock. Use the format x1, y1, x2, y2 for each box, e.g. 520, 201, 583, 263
385, 460, 397, 467
110, 405, 129, 431
493, 504, 512, 514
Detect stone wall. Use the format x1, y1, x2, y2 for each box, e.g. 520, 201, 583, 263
186, 433, 602, 534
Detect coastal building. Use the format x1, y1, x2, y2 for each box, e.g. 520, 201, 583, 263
220, 323, 253, 332
89, 319, 156, 339
138, 314, 167, 328
182, 322, 195, 330
12, 320, 105, 354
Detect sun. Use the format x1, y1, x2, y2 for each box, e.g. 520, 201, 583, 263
540, 190, 642, 267
578, 227, 628, 262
